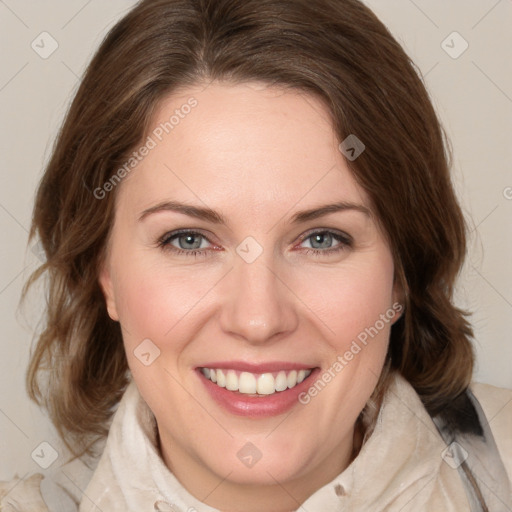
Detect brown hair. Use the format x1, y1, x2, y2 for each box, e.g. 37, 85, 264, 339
24, 0, 473, 457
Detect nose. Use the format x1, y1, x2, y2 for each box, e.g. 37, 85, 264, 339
218, 252, 299, 345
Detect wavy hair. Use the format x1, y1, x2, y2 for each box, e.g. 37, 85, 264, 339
24, 0, 473, 457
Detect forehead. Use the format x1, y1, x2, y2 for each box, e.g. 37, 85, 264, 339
116, 80, 369, 219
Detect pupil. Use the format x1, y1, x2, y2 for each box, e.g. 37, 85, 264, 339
181, 234, 200, 249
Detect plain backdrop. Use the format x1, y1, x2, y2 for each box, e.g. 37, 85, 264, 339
1, 0, 511, 480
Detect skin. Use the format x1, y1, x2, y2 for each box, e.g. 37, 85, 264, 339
99, 81, 401, 512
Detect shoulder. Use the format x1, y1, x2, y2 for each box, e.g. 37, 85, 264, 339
0, 471, 85, 512
0, 473, 48, 511
0, 452, 96, 511
470, 380, 512, 480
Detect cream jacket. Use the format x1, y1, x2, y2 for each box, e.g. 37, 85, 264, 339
1, 373, 511, 511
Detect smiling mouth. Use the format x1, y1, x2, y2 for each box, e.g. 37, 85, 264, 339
200, 368, 314, 396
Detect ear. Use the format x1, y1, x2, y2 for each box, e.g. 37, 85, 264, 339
98, 262, 119, 321
390, 278, 405, 325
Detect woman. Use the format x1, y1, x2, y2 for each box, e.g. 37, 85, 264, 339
1, 0, 510, 510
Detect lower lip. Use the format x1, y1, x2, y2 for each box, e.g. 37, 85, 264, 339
197, 368, 320, 418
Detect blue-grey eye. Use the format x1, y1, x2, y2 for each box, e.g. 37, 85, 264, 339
171, 233, 205, 250
308, 232, 335, 249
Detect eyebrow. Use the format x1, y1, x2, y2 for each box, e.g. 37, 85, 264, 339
138, 200, 370, 224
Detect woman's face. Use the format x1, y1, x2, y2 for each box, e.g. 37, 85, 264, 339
100, 81, 400, 507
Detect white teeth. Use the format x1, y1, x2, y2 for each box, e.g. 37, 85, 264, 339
216, 369, 226, 387
257, 373, 275, 395
239, 372, 257, 394
226, 370, 238, 391
275, 371, 288, 392
287, 370, 298, 388
202, 368, 312, 395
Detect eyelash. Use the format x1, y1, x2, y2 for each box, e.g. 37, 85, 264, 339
156, 228, 353, 258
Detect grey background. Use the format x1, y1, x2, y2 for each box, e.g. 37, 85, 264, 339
1, 0, 511, 479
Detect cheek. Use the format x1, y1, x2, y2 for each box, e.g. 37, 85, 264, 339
293, 255, 395, 428
302, 253, 396, 349
113, 271, 169, 343
111, 253, 220, 351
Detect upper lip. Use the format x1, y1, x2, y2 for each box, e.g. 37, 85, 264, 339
197, 361, 316, 373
